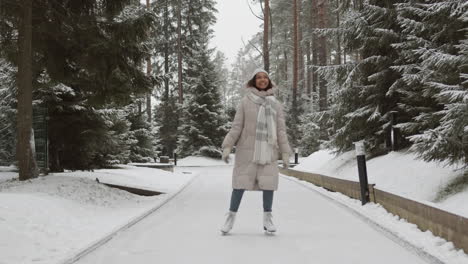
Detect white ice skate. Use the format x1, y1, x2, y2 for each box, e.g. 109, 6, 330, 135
220, 211, 236, 235
263, 212, 276, 234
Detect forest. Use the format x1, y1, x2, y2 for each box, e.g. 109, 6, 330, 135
0, 0, 466, 180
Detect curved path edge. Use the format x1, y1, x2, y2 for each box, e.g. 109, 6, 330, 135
282, 175, 445, 264
60, 172, 200, 264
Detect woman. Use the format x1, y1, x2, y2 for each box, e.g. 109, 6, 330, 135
220, 68, 291, 235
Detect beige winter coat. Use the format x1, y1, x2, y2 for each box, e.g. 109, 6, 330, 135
222, 87, 292, 191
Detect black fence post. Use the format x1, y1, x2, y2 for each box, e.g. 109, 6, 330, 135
354, 141, 370, 205
294, 148, 299, 164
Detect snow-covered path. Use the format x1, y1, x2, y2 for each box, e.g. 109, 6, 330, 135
75, 166, 428, 264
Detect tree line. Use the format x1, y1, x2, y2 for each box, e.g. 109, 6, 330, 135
0, 0, 226, 180
0, 0, 466, 181
234, 0, 466, 168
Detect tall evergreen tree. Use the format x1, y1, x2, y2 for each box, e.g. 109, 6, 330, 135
175, 0, 226, 158
320, 1, 405, 154
394, 1, 467, 167
154, 93, 179, 157
151, 0, 181, 157
127, 110, 156, 163
177, 34, 227, 158
0, 59, 16, 165
0, 0, 157, 171
213, 51, 230, 110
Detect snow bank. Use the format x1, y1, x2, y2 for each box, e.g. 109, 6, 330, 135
294, 149, 468, 218
0, 166, 195, 264
0, 165, 17, 183
62, 165, 193, 193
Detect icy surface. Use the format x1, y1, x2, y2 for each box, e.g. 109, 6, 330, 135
1, 156, 467, 264
76, 166, 432, 264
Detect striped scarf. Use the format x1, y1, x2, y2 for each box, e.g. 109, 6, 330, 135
248, 91, 277, 165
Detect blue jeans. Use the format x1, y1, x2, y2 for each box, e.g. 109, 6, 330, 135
229, 189, 274, 212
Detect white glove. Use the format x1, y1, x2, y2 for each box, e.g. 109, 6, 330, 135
282, 153, 290, 169
222, 147, 232, 163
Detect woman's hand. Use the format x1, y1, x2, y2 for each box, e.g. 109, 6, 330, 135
222, 147, 232, 163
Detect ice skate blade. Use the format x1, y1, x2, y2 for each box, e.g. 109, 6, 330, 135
263, 227, 276, 235
220, 230, 230, 236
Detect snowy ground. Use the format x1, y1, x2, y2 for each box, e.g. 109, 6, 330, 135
0, 165, 195, 264
294, 150, 468, 218
74, 166, 449, 264
0, 165, 18, 182
0, 155, 467, 264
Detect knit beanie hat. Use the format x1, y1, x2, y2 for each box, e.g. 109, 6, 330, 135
252, 68, 269, 79
247, 68, 276, 89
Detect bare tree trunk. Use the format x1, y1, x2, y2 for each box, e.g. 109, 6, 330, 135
17, 0, 38, 180
283, 47, 288, 83
146, 0, 152, 123
282, 38, 289, 104
311, 0, 318, 98
354, 0, 363, 10
263, 0, 270, 72
335, 0, 342, 65
317, 0, 329, 111
292, 0, 298, 105
297, 0, 304, 95
306, 40, 312, 97
146, 88, 151, 122
177, 0, 183, 104
164, 0, 170, 100
186, 0, 193, 37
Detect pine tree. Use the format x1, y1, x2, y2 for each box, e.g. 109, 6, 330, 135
98, 108, 134, 166
127, 111, 156, 163
298, 112, 321, 156
154, 94, 179, 157
175, 0, 226, 158
320, 1, 405, 154
395, 1, 467, 167
213, 51, 229, 109
177, 34, 227, 158
270, 0, 293, 99
149, 0, 180, 158
0, 0, 157, 171
0, 59, 16, 165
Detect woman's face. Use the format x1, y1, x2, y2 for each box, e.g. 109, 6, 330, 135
255, 72, 270, 90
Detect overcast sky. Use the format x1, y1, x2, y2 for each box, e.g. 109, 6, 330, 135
141, 0, 262, 67
211, 0, 263, 67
